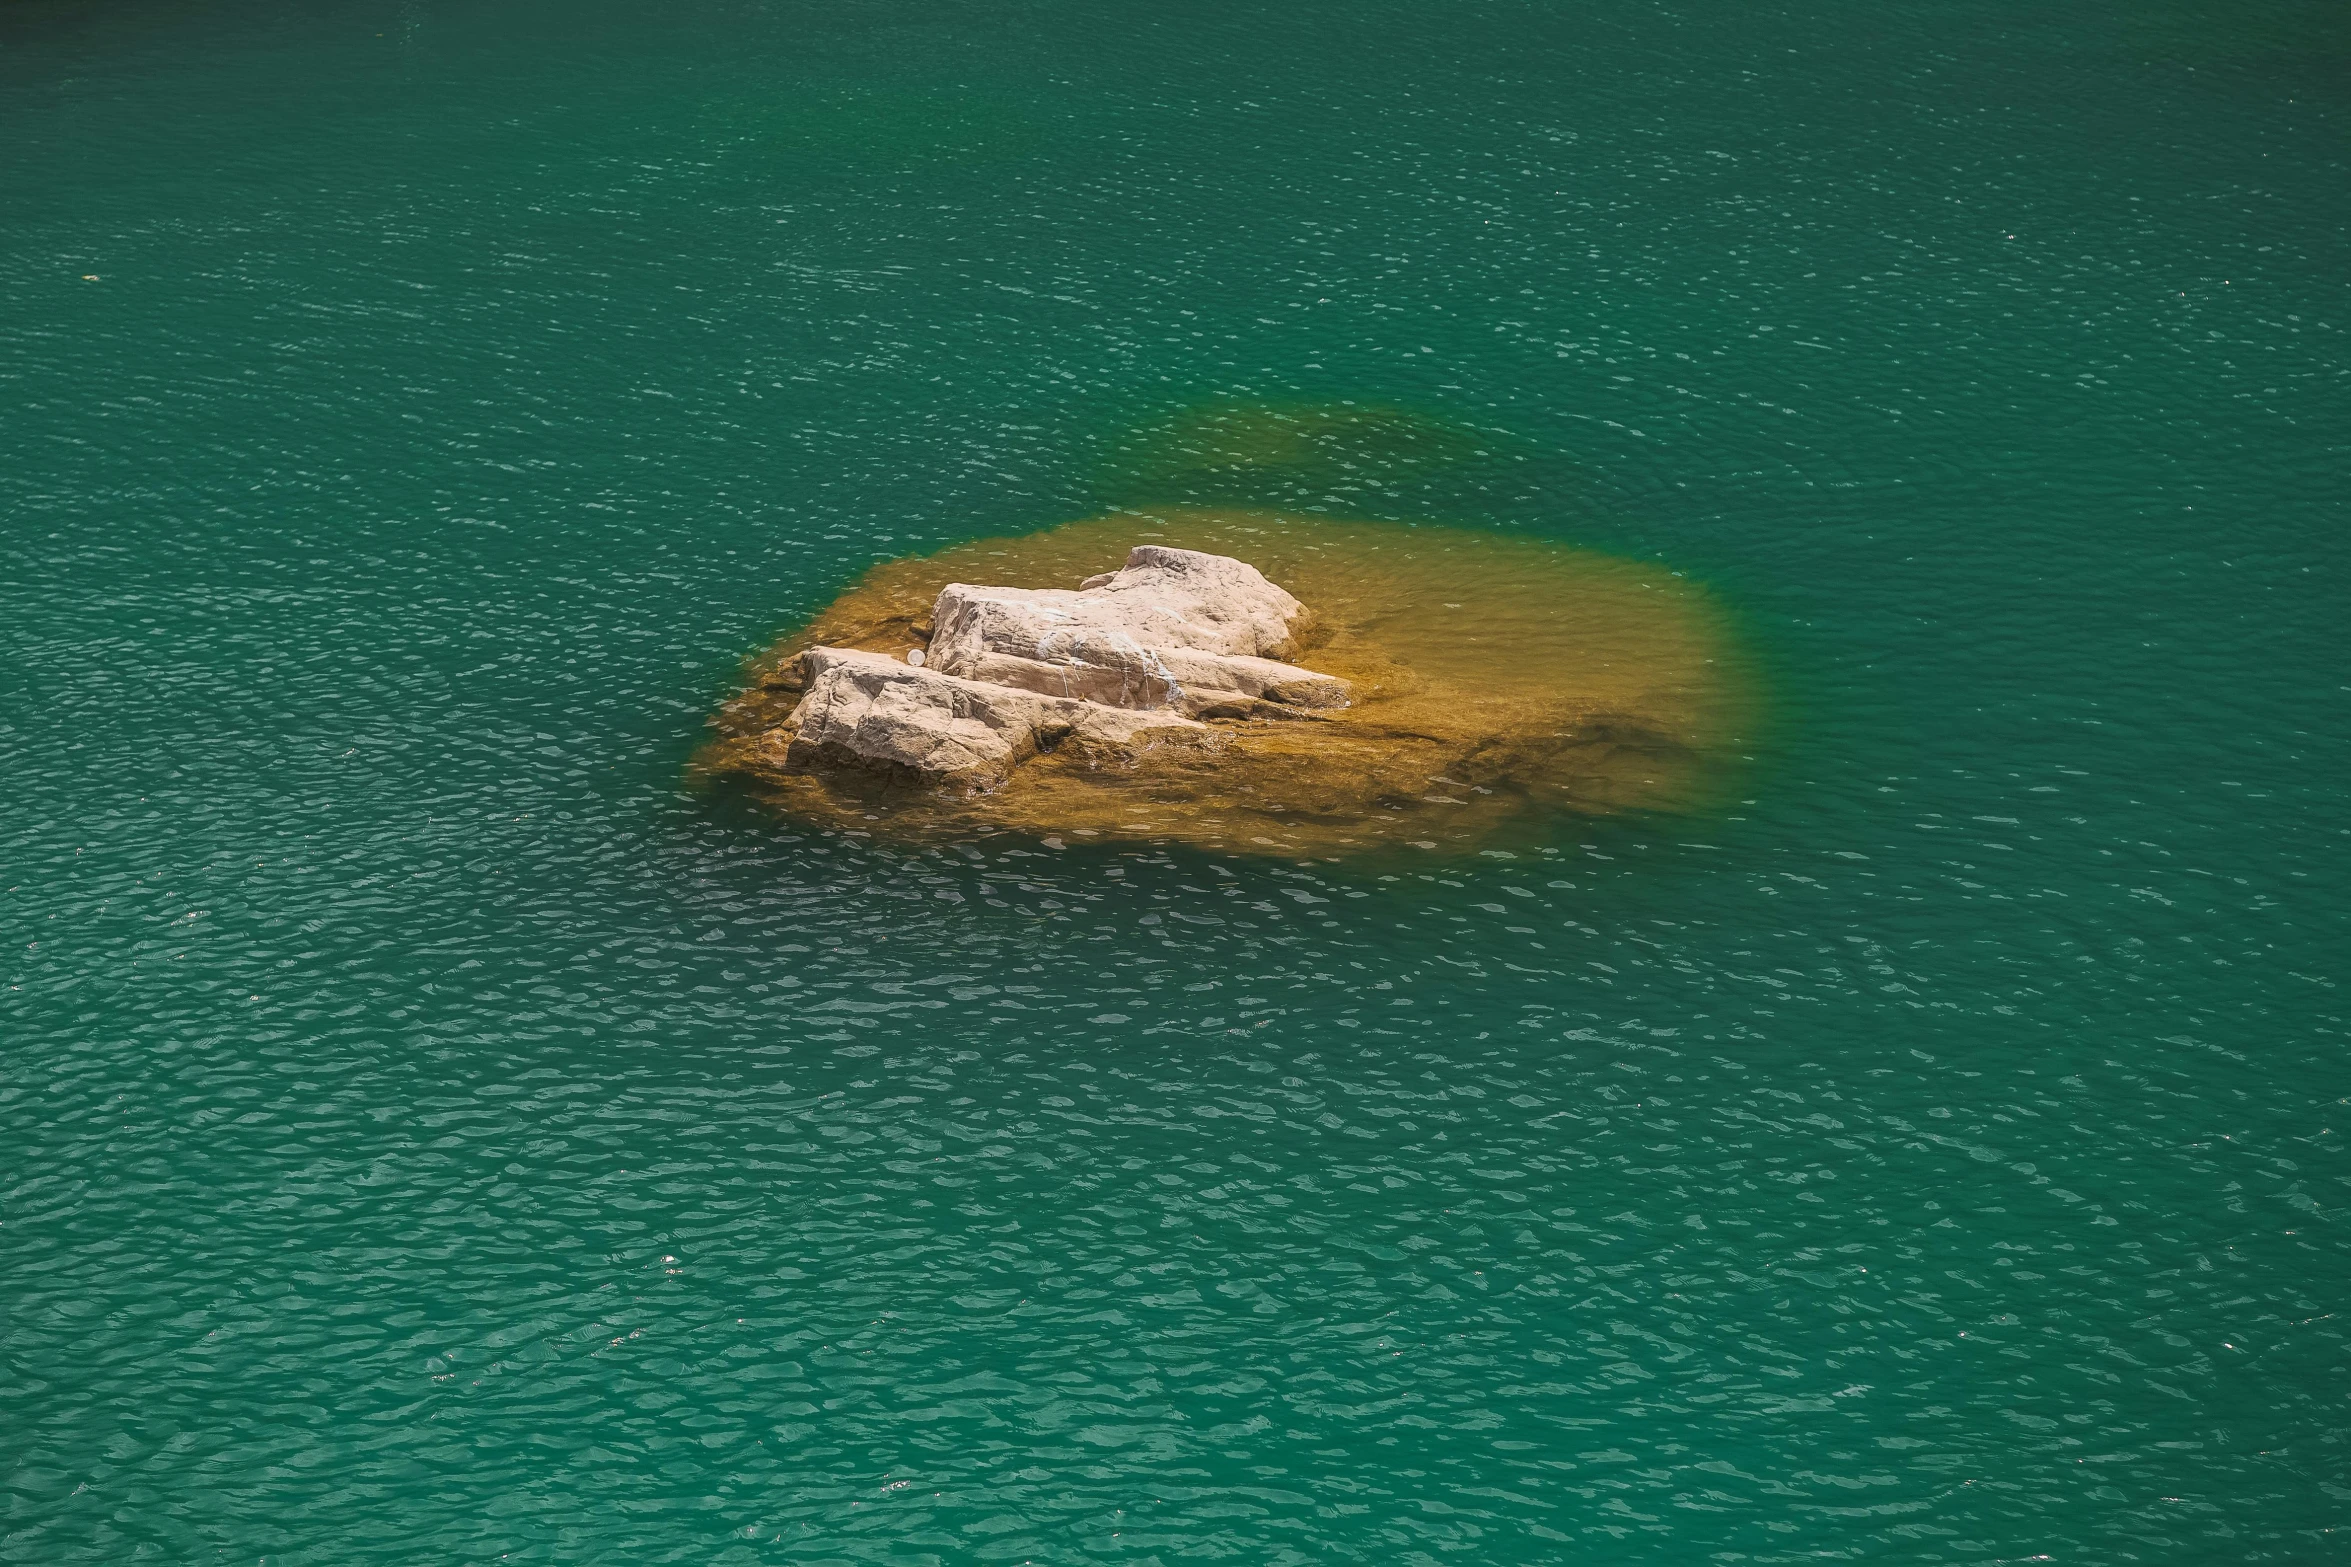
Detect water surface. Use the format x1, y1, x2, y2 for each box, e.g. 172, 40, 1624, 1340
3, 0, 2347, 1561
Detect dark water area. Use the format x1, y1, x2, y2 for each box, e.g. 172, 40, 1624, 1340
3, 0, 2347, 1560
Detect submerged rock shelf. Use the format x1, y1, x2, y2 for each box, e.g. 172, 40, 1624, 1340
699, 509, 1758, 856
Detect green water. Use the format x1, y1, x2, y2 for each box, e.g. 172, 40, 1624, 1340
4, 0, 2346, 1560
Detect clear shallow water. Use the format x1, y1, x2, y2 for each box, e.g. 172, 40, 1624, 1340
3, 0, 2346, 1561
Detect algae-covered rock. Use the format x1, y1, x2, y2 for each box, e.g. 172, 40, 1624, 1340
700, 510, 1760, 858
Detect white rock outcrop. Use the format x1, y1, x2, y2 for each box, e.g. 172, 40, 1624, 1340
782, 547, 1347, 790
785, 648, 1210, 790
929, 545, 1308, 677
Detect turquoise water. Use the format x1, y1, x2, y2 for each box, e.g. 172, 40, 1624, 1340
5, 0, 2347, 1560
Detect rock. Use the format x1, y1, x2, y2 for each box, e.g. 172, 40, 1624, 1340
924, 545, 1344, 718
784, 647, 1207, 791
1084, 544, 1314, 657
928, 545, 1310, 682
959, 648, 1180, 710
1155, 647, 1350, 711
778, 548, 1342, 799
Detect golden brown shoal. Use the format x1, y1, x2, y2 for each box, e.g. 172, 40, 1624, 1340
697, 509, 1760, 857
